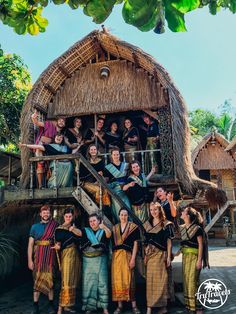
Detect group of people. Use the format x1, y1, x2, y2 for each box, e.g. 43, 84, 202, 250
19, 111, 161, 190
28, 186, 208, 314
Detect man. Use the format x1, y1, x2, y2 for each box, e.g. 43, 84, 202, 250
31, 110, 66, 188
81, 214, 111, 314
28, 205, 58, 314
84, 117, 106, 153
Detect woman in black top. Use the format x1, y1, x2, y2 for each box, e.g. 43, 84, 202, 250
105, 121, 122, 152
175, 207, 207, 314
123, 118, 140, 163
80, 144, 110, 207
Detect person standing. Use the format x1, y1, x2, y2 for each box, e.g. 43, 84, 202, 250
111, 208, 141, 314
84, 117, 106, 153
53, 208, 82, 314
174, 207, 208, 314
123, 160, 156, 223
27, 205, 58, 314
81, 214, 111, 314
143, 202, 174, 314
122, 118, 140, 163
104, 148, 130, 222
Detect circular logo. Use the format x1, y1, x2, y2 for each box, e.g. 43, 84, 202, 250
196, 278, 230, 309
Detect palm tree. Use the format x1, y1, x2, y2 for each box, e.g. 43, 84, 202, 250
0, 232, 19, 278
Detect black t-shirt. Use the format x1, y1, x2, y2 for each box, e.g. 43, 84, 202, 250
80, 158, 105, 183
160, 200, 174, 222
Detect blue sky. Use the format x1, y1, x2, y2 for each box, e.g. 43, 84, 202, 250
1, 4, 236, 114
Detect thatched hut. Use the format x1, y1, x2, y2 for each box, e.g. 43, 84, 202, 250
192, 130, 236, 237
18, 28, 218, 201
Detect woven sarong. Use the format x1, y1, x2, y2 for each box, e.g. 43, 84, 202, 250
59, 245, 81, 307
112, 249, 135, 302
82, 254, 109, 311
146, 249, 168, 307
182, 247, 202, 312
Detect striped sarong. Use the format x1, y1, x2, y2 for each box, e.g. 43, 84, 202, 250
59, 245, 81, 307
112, 249, 135, 302
146, 248, 168, 307
182, 247, 202, 312
82, 254, 109, 311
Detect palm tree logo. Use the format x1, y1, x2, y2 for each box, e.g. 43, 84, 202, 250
196, 279, 230, 309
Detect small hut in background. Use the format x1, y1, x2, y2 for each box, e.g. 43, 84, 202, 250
192, 130, 236, 238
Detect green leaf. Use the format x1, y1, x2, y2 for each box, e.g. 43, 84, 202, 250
40, 0, 49, 6
34, 15, 48, 27
209, 0, 217, 14
68, 0, 80, 9
85, 0, 116, 23
27, 22, 39, 35
229, 0, 236, 13
164, 0, 187, 32
171, 0, 200, 13
52, 0, 66, 4
14, 23, 27, 34
122, 0, 158, 28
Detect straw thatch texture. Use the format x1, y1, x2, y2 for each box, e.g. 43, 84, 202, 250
20, 29, 217, 199
225, 135, 236, 153
192, 132, 236, 170
49, 60, 163, 117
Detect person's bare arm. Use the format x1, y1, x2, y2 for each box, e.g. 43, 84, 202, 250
27, 237, 35, 271
196, 235, 203, 270
69, 224, 82, 237
31, 110, 44, 128
167, 192, 177, 218
146, 166, 157, 181
129, 240, 138, 269
19, 143, 45, 151
99, 221, 112, 238
167, 238, 172, 267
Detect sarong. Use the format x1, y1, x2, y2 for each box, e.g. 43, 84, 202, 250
109, 182, 131, 222
124, 144, 138, 163
83, 182, 111, 206
145, 137, 161, 173
146, 249, 168, 307
112, 249, 135, 302
82, 254, 109, 311
59, 245, 81, 307
182, 247, 201, 312
48, 161, 73, 188
132, 203, 148, 223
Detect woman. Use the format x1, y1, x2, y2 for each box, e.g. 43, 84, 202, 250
175, 207, 208, 314
65, 117, 85, 154
19, 133, 73, 188
143, 202, 174, 314
123, 160, 156, 223
104, 147, 130, 222
122, 118, 140, 163
81, 214, 111, 314
53, 208, 82, 314
111, 208, 141, 314
105, 121, 122, 152
80, 144, 110, 207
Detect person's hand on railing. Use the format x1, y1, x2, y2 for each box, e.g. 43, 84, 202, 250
31, 109, 38, 120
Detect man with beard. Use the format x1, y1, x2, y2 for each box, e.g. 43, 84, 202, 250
28, 205, 58, 314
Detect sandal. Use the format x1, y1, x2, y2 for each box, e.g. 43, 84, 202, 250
114, 308, 122, 314
132, 307, 141, 314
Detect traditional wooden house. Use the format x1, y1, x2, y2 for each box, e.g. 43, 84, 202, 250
192, 130, 236, 238
2, 29, 227, 226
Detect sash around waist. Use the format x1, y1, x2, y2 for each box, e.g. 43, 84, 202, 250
35, 240, 51, 246
83, 251, 104, 257
113, 244, 132, 252
182, 246, 198, 255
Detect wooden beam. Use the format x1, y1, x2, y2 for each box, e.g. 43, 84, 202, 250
44, 83, 57, 95
58, 64, 71, 78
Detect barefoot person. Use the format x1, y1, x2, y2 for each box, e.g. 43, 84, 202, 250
27, 205, 58, 314
54, 208, 82, 314
81, 214, 111, 314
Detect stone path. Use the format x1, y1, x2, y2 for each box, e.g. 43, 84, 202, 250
0, 245, 235, 314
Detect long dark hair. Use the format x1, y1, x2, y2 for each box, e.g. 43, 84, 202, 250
63, 207, 74, 215
185, 207, 203, 227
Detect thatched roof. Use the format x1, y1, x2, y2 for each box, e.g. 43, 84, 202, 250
225, 135, 236, 153
20, 29, 217, 200
192, 131, 236, 170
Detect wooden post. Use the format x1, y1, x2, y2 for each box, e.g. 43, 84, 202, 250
8, 156, 12, 185
94, 114, 98, 148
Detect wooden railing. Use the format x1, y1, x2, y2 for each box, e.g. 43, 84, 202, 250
29, 153, 147, 229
